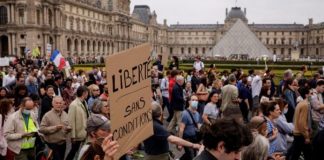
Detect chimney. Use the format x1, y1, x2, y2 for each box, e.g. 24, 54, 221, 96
309, 18, 313, 26
226, 8, 228, 16
244, 8, 247, 15
163, 19, 167, 26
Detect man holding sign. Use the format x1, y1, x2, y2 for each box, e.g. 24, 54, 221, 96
105, 43, 154, 159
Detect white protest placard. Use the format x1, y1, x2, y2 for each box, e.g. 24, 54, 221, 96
105, 43, 153, 159
0, 58, 10, 66
46, 44, 52, 60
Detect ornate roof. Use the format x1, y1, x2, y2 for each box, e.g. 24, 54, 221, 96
225, 7, 248, 22
132, 5, 151, 24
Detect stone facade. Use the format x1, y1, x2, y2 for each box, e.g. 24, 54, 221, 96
167, 7, 324, 59
0, 1, 323, 59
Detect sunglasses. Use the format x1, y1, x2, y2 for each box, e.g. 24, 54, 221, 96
256, 116, 267, 129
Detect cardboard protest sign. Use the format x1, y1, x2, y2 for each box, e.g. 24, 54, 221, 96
105, 43, 154, 159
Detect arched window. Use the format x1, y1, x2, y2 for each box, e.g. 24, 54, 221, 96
67, 38, 72, 52
98, 41, 101, 53
81, 40, 85, 52
0, 35, 9, 56
0, 6, 8, 25
74, 39, 78, 54
93, 41, 96, 52
87, 40, 90, 52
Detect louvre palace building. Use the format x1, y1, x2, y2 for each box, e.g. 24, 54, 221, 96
0, 0, 323, 59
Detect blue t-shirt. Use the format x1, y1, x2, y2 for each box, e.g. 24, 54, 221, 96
181, 110, 201, 137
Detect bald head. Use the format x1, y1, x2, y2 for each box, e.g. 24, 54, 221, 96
248, 116, 268, 136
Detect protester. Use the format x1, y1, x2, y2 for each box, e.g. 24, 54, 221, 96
39, 85, 55, 121
92, 99, 110, 119
260, 101, 280, 155
202, 91, 220, 125
194, 119, 253, 160
4, 97, 38, 160
179, 95, 202, 159
0, 99, 13, 159
287, 87, 312, 160
282, 79, 297, 123
39, 96, 71, 160
273, 99, 294, 155
67, 86, 90, 160
144, 102, 201, 160
79, 114, 111, 160
167, 75, 185, 133
193, 56, 204, 72
251, 70, 263, 115
221, 74, 242, 122
62, 78, 75, 108
310, 80, 324, 136
88, 84, 101, 111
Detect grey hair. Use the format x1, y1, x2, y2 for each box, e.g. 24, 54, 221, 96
151, 101, 162, 119
241, 134, 269, 160
52, 96, 63, 102
284, 69, 293, 78
228, 74, 236, 83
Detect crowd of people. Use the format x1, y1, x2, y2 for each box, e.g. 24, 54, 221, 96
0, 55, 324, 160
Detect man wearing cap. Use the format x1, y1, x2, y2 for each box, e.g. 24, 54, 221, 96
67, 86, 90, 160
39, 96, 71, 160
78, 114, 111, 160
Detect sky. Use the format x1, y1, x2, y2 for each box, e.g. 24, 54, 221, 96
130, 0, 324, 25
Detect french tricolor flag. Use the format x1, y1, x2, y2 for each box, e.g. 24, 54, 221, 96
50, 50, 66, 70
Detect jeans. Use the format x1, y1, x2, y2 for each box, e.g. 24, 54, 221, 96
66, 141, 82, 160
47, 142, 66, 160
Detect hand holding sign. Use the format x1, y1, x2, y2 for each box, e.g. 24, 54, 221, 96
105, 43, 154, 159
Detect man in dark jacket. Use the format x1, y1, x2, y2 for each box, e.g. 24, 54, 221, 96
144, 102, 200, 160
167, 75, 185, 133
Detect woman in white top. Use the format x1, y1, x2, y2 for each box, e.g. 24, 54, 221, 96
202, 91, 220, 125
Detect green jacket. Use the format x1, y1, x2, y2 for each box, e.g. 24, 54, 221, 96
68, 98, 89, 141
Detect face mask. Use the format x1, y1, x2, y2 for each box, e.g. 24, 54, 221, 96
191, 101, 198, 109
284, 108, 288, 114
22, 109, 31, 115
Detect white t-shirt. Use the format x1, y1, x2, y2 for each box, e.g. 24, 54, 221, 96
2, 75, 16, 87
251, 75, 262, 97
193, 61, 204, 72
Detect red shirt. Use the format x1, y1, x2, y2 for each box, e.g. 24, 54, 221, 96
168, 77, 176, 102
